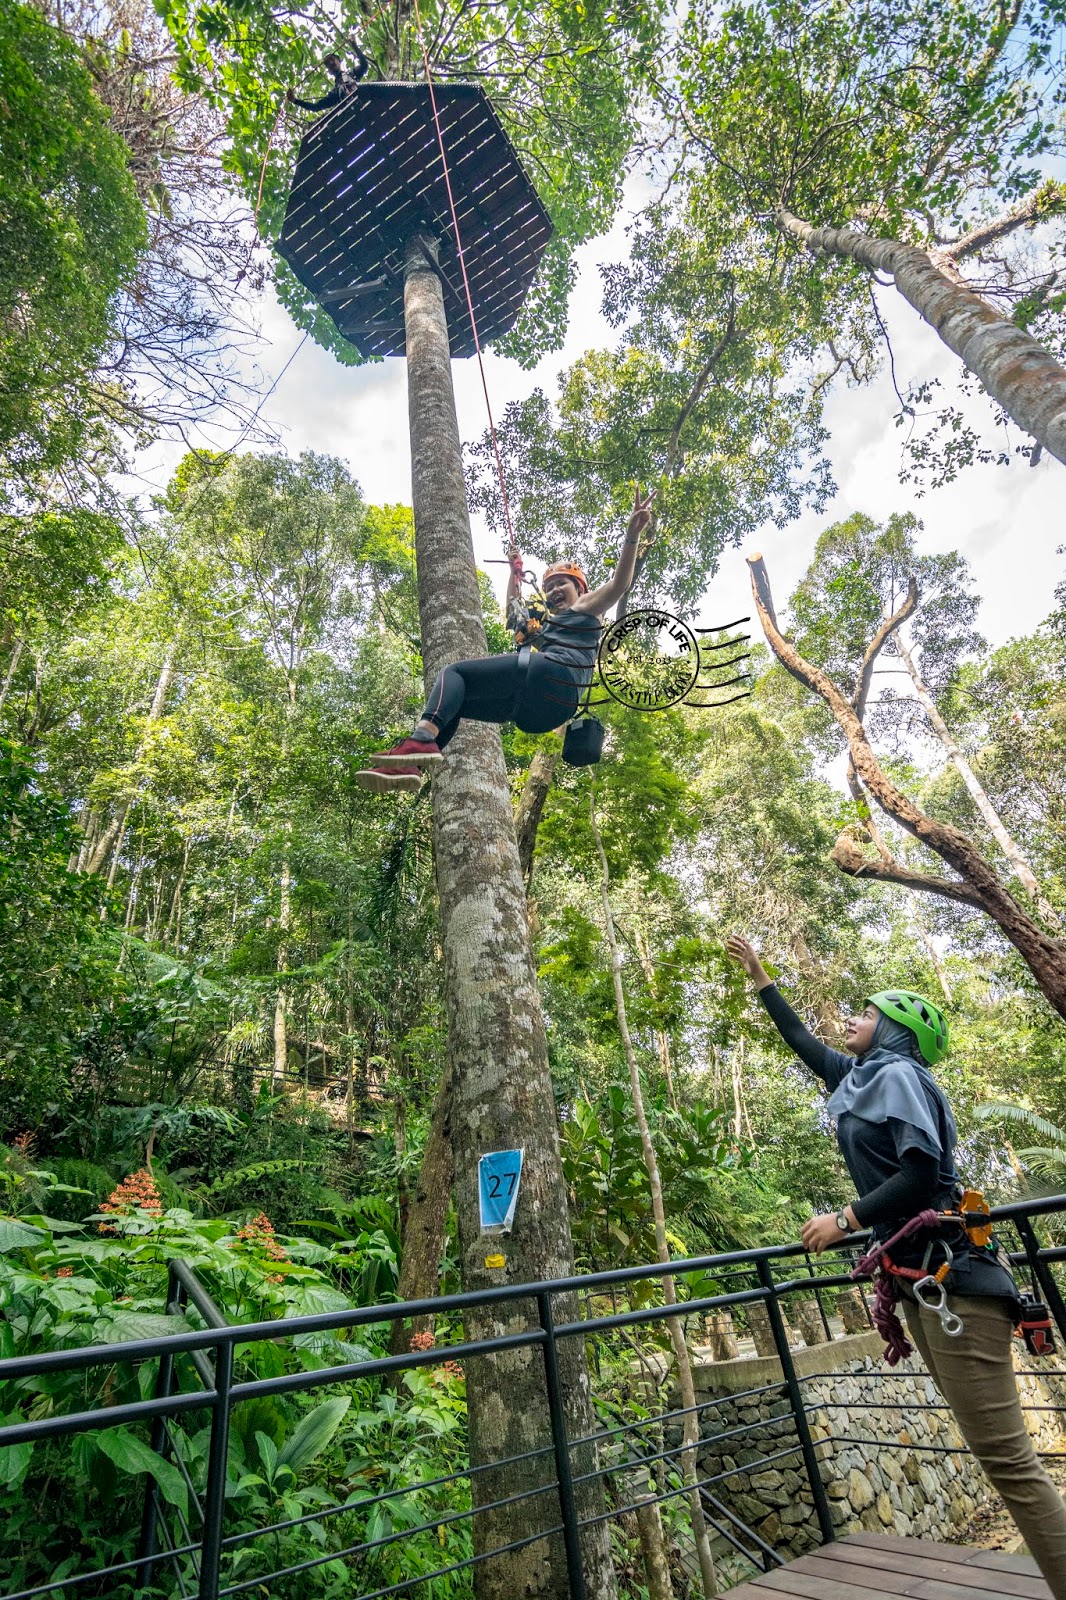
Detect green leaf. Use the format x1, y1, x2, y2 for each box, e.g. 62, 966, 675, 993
277, 1396, 351, 1475
0, 1218, 48, 1252
255, 1429, 279, 1480
96, 1310, 191, 1343
96, 1427, 188, 1518
0, 1415, 32, 1489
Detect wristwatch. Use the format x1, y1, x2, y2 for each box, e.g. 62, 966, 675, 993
835, 1211, 852, 1233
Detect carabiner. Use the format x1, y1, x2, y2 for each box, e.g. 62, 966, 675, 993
914, 1274, 964, 1337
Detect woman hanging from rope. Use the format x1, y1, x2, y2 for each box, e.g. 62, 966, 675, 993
726, 934, 1066, 1596
354, 487, 656, 793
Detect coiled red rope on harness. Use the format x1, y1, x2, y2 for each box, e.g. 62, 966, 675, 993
852, 1208, 940, 1366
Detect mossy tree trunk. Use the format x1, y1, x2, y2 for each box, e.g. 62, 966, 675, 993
403, 232, 616, 1600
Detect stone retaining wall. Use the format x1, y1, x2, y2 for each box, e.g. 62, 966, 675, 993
690, 1329, 1066, 1561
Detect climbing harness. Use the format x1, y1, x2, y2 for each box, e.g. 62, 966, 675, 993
854, 1191, 1057, 1364
853, 1203, 992, 1364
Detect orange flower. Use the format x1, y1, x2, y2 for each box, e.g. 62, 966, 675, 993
99, 1170, 162, 1233
231, 1212, 289, 1281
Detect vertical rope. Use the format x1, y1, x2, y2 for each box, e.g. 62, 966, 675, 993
409, 0, 516, 549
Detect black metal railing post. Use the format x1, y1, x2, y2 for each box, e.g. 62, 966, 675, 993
197, 1337, 234, 1600
756, 1257, 835, 1545
537, 1291, 588, 1600
1015, 1213, 1066, 1344
136, 1262, 181, 1590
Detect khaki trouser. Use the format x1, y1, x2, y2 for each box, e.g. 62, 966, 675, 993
902, 1290, 1066, 1598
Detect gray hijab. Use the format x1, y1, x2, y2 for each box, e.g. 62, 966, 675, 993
825, 1011, 956, 1161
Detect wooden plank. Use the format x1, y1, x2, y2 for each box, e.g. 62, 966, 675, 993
843, 1532, 1043, 1576
743, 1567, 887, 1599
781, 1551, 1049, 1600
815, 1542, 1047, 1597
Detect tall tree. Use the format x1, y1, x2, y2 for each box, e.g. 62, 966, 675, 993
788, 511, 1059, 923
678, 0, 1066, 479
401, 233, 616, 1599
0, 1, 143, 490
747, 553, 1066, 1019
165, 451, 369, 1081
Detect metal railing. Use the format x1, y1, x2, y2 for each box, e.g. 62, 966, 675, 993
2, 1195, 1066, 1599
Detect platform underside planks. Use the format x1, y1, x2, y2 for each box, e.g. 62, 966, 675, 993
726, 1531, 1050, 1599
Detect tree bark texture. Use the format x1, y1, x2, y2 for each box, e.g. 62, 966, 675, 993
514, 748, 558, 886
746, 554, 1066, 1021
590, 792, 718, 1598
389, 1062, 455, 1356
403, 234, 616, 1600
777, 209, 1066, 469
891, 628, 1059, 925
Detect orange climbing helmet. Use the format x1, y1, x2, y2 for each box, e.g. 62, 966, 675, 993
542, 561, 589, 595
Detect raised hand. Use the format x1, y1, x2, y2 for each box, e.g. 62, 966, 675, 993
725, 935, 769, 987
627, 484, 658, 543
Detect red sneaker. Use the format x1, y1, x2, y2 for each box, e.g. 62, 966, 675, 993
354, 762, 425, 794
368, 737, 442, 769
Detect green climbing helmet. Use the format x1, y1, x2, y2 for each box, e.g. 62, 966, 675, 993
868, 990, 950, 1066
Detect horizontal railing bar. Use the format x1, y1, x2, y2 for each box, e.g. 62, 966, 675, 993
230, 1327, 545, 1400
830, 1434, 1066, 1458
570, 1383, 790, 1455
0, 1387, 216, 1447
572, 1411, 789, 1491
8, 1192, 1057, 1387
1, 1536, 201, 1600
0, 1236, 876, 1382
221, 1474, 558, 1580
219, 1518, 567, 1599
556, 1285, 771, 1340
222, 1441, 558, 1548
577, 1442, 805, 1533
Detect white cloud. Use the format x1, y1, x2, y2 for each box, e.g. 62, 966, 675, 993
120, 194, 1064, 655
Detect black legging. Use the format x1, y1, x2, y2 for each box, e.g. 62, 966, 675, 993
421, 650, 584, 750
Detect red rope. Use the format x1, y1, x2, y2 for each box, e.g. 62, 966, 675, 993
409, 0, 516, 551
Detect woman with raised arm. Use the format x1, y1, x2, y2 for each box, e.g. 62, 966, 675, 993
725, 933, 1066, 1594
355, 488, 655, 793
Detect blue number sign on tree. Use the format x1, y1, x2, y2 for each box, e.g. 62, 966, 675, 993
478, 1149, 524, 1232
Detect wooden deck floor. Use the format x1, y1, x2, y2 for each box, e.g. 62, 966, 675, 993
727, 1532, 1051, 1599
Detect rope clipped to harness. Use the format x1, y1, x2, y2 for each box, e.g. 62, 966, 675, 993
852, 1208, 942, 1366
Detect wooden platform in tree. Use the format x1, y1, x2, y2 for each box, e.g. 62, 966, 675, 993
278, 81, 553, 359
727, 1532, 1050, 1599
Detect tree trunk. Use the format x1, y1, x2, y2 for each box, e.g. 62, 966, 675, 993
84, 643, 178, 877
514, 748, 557, 886
777, 209, 1066, 469
590, 792, 718, 1598
747, 554, 1066, 1020
273, 843, 291, 1086
389, 1062, 455, 1356
634, 926, 678, 1108
403, 231, 615, 1600
0, 637, 24, 713
892, 628, 1059, 925
627, 1465, 675, 1600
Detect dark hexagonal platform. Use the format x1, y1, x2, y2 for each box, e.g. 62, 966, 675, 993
277, 81, 554, 360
